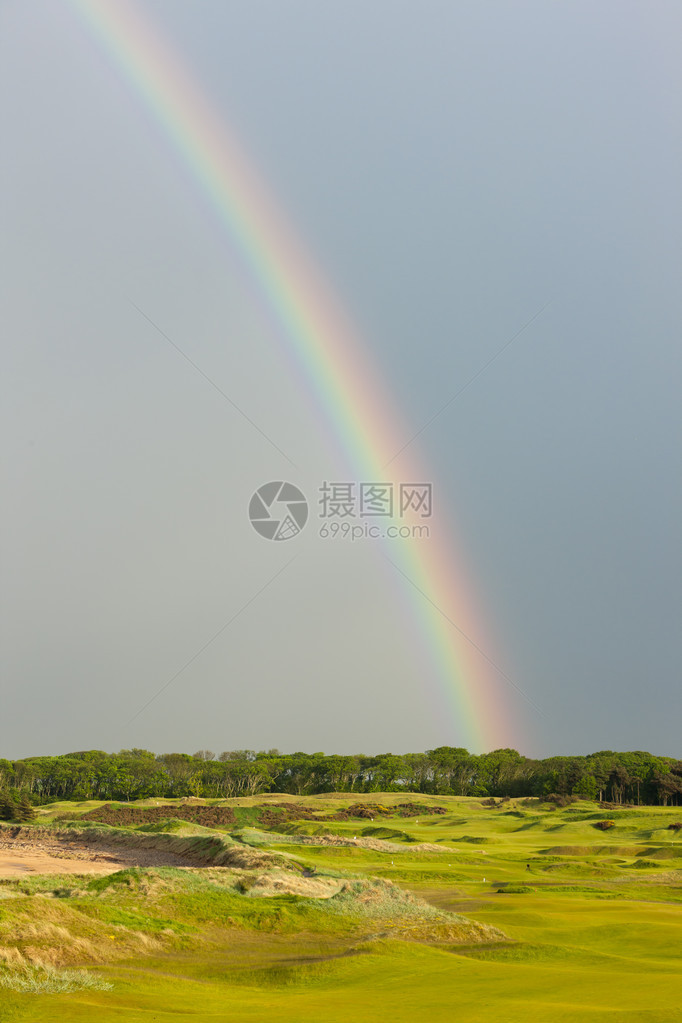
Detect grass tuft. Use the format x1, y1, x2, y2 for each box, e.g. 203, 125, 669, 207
0, 961, 112, 993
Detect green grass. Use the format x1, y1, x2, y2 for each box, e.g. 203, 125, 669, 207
1, 796, 681, 1021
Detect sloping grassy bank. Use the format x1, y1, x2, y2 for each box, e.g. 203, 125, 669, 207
0, 856, 503, 1016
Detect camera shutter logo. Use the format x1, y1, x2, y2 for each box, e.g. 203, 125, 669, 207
248, 482, 308, 541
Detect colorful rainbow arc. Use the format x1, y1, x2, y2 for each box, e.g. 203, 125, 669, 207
72, 0, 518, 753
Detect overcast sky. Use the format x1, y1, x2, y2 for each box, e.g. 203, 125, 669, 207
1, 0, 680, 761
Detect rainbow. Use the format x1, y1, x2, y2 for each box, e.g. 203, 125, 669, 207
71, 0, 525, 752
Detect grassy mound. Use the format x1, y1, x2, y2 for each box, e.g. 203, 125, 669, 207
277, 821, 345, 837
323, 879, 505, 943
360, 826, 416, 842
635, 846, 682, 860
455, 835, 501, 844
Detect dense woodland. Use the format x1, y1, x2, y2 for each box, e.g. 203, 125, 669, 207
1, 748, 681, 807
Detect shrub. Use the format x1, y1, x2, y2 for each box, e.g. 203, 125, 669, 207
545, 794, 579, 808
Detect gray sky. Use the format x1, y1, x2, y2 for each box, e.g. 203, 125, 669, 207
1, 0, 680, 761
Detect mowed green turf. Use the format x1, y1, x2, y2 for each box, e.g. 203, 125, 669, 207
2, 796, 682, 1022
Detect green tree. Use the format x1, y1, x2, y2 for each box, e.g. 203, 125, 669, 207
480, 749, 524, 796
0, 760, 14, 792
426, 747, 472, 794
0, 793, 16, 821
15, 794, 35, 822
374, 754, 406, 791
572, 774, 598, 800
609, 765, 631, 804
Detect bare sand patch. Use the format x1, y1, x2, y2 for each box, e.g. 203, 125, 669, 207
0, 851, 129, 877
0, 826, 201, 877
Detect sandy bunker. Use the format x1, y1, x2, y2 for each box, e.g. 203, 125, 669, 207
0, 825, 202, 877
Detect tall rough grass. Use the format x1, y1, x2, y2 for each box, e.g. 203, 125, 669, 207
0, 961, 112, 994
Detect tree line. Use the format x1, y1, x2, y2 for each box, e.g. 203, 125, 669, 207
0, 747, 680, 807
